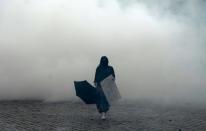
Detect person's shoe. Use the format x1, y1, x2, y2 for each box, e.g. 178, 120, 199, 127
101, 112, 106, 120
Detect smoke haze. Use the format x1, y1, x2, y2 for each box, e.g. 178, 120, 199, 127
0, 0, 205, 103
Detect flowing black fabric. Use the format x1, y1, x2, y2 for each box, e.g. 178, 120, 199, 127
95, 84, 110, 113
94, 64, 115, 113
94, 56, 116, 113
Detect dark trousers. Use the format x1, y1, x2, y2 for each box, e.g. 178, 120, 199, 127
96, 85, 110, 113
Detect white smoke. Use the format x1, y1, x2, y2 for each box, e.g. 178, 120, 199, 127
0, 0, 205, 103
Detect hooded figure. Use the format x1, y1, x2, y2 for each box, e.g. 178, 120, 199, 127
94, 56, 115, 120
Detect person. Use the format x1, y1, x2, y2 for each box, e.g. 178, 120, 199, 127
94, 56, 115, 120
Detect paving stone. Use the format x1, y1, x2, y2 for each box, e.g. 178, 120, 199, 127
0, 100, 205, 131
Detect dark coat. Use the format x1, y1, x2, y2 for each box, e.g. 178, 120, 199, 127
94, 65, 115, 113
94, 65, 115, 84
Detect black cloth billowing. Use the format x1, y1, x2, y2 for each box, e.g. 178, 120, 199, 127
94, 65, 115, 113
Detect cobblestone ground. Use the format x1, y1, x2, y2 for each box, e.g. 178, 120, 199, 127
0, 100, 206, 131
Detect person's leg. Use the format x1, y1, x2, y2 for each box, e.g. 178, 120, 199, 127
95, 87, 103, 113
95, 86, 110, 119
101, 112, 106, 120
100, 93, 109, 120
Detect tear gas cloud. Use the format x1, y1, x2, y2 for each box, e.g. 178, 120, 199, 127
0, 0, 205, 103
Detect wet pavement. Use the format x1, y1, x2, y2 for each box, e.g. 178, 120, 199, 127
0, 100, 206, 131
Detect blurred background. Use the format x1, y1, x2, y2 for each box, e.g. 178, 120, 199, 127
0, 0, 205, 103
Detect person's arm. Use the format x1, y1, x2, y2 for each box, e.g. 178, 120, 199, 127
94, 68, 98, 86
